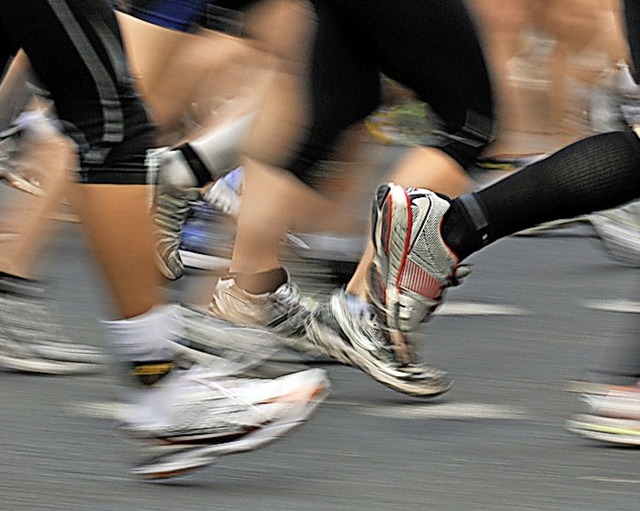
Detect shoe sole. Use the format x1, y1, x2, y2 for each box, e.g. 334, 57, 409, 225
567, 414, 640, 446
343, 345, 452, 398
0, 168, 43, 196
130, 378, 331, 480
306, 314, 451, 398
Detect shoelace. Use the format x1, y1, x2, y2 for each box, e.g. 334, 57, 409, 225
271, 284, 310, 332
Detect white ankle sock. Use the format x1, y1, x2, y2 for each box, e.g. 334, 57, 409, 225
103, 304, 179, 363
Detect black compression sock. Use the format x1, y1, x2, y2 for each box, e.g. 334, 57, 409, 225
475, 129, 640, 242
441, 194, 489, 261
441, 129, 640, 261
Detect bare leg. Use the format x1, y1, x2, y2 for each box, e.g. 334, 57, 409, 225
0, 136, 71, 279
118, 11, 256, 136
0, 51, 32, 129
68, 175, 162, 318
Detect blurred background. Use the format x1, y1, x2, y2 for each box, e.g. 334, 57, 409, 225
0, 0, 639, 509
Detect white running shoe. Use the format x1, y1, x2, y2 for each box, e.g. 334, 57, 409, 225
306, 289, 452, 397
590, 201, 640, 268
368, 184, 469, 362
0, 279, 105, 374
202, 167, 243, 217
153, 188, 200, 280
567, 382, 640, 446
207, 272, 323, 357
121, 366, 330, 479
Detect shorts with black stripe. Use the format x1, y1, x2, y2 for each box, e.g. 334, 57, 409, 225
0, 0, 156, 184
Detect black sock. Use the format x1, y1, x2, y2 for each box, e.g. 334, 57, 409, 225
476, 130, 640, 243
441, 197, 487, 261
442, 129, 640, 261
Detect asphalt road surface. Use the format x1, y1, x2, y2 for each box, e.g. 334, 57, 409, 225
1, 182, 639, 511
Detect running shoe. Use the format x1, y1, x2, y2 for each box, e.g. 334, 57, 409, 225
207, 272, 322, 356
173, 304, 293, 369
122, 365, 330, 479
154, 169, 243, 278
0, 277, 105, 374
178, 169, 243, 271
590, 201, 640, 268
201, 166, 243, 217
178, 200, 235, 272
306, 289, 452, 397
153, 188, 200, 280
567, 383, 640, 446
368, 184, 470, 363
364, 101, 442, 147
0, 124, 43, 196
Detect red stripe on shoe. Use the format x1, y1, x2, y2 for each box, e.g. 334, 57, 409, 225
395, 187, 413, 289
399, 259, 443, 300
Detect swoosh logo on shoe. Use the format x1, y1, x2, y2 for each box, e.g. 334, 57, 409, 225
408, 195, 433, 252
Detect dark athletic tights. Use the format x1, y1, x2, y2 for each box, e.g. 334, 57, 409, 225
443, 129, 640, 261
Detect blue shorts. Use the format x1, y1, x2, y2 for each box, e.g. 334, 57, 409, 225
127, 0, 210, 32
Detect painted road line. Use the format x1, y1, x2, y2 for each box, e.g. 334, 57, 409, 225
67, 399, 527, 422
356, 402, 528, 421
67, 401, 130, 421
434, 302, 526, 316
578, 476, 640, 484
581, 299, 640, 314
564, 380, 610, 395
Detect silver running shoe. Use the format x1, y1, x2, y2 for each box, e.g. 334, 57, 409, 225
153, 188, 200, 280
122, 365, 330, 479
202, 167, 243, 217
567, 383, 640, 445
306, 289, 452, 397
173, 304, 297, 369
0, 124, 43, 196
208, 274, 309, 337
590, 201, 640, 268
0, 281, 105, 374
368, 183, 469, 362
207, 273, 323, 356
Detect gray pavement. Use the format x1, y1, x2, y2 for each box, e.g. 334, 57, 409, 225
1, 186, 639, 510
